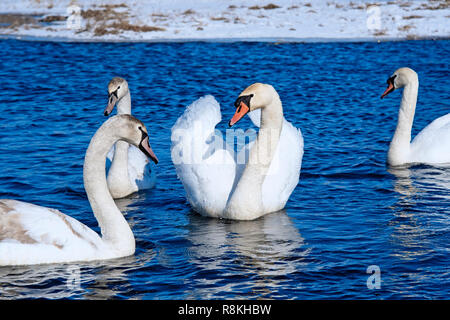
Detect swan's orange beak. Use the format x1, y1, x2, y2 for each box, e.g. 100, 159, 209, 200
229, 101, 250, 127
381, 82, 395, 99
381, 75, 397, 99
139, 135, 159, 164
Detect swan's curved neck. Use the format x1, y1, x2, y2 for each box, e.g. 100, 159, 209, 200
226, 96, 283, 219
83, 125, 134, 253
117, 91, 131, 115
388, 80, 418, 165
108, 91, 132, 196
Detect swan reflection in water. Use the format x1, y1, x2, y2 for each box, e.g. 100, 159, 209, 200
0, 252, 154, 299
388, 164, 450, 261
184, 210, 310, 299
389, 164, 450, 198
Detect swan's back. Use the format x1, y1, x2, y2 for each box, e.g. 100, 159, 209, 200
126, 145, 156, 189
0, 199, 108, 265
411, 113, 450, 164
171, 96, 236, 217
106, 144, 156, 192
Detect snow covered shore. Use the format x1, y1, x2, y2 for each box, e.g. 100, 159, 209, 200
0, 0, 448, 42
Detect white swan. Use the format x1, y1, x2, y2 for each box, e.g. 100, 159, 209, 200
0, 115, 158, 266
171, 83, 303, 220
381, 67, 450, 166
104, 77, 158, 198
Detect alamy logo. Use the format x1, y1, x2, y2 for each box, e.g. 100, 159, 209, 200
366, 5, 381, 31
66, 265, 81, 290
366, 265, 381, 289
66, 5, 82, 30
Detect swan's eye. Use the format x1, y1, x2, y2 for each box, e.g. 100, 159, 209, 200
387, 74, 397, 85
117, 86, 121, 90
138, 126, 148, 141
138, 126, 147, 134
234, 94, 253, 109
110, 89, 118, 98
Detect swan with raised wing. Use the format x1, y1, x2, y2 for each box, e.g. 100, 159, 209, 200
0, 115, 158, 266
381, 67, 450, 166
104, 77, 157, 198
171, 83, 303, 220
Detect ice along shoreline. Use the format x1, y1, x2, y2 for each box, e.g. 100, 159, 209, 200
1, 33, 449, 44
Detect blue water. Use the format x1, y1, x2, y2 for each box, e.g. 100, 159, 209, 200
0, 39, 449, 299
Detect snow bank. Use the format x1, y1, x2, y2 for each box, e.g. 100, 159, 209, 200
0, 0, 448, 41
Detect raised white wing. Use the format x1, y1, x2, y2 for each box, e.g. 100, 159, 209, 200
171, 95, 237, 217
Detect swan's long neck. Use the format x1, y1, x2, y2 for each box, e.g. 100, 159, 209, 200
83, 125, 134, 254
226, 96, 283, 219
388, 81, 418, 166
117, 91, 131, 115
108, 91, 132, 196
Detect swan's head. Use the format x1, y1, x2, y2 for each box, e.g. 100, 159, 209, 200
110, 115, 159, 164
229, 83, 278, 127
381, 67, 418, 99
104, 77, 129, 116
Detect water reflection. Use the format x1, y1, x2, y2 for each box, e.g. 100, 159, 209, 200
389, 164, 450, 210
114, 192, 147, 213
389, 164, 450, 199
388, 165, 450, 261
0, 252, 155, 299
185, 210, 309, 298
0, 263, 80, 299
388, 166, 417, 199
79, 252, 156, 300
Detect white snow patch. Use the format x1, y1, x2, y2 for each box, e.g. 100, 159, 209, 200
0, 0, 448, 41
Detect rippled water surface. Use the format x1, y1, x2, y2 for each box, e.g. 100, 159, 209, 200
0, 39, 449, 299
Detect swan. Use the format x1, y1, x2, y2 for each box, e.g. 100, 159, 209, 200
381, 67, 450, 166
103, 77, 158, 198
171, 83, 303, 220
0, 115, 158, 266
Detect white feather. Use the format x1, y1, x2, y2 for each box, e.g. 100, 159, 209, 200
410, 113, 450, 164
